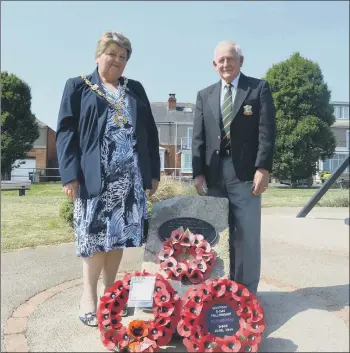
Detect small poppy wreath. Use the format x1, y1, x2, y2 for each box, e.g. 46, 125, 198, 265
97, 270, 181, 352
177, 278, 265, 352
158, 227, 216, 284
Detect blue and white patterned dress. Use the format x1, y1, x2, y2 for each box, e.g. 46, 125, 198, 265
74, 83, 148, 257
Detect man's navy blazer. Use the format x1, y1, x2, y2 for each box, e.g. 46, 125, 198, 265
56, 67, 160, 199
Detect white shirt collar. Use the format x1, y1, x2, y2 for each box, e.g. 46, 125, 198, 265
221, 72, 241, 90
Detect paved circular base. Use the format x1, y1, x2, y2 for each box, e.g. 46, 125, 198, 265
4, 276, 349, 352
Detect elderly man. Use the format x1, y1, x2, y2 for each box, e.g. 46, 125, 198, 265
192, 41, 276, 295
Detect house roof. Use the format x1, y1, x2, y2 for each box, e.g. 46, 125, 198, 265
150, 102, 196, 123
36, 118, 47, 128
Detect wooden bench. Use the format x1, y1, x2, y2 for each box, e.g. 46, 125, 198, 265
1, 183, 30, 196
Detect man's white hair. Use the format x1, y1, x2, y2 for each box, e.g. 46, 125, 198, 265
214, 41, 242, 59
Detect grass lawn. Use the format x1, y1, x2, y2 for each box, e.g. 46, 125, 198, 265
1, 184, 73, 252
1, 182, 348, 252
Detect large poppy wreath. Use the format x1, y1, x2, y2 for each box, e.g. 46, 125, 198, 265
158, 227, 216, 284
177, 278, 265, 352
97, 270, 181, 352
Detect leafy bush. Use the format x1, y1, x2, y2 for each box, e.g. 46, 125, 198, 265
149, 177, 196, 204
59, 199, 74, 227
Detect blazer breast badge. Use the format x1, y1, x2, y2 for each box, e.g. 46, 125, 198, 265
243, 105, 253, 116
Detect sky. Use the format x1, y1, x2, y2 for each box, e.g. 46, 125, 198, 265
1, 1, 349, 130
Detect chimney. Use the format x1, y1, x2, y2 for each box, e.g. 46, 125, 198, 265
168, 93, 176, 110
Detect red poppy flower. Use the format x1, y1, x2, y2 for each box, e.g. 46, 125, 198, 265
190, 324, 205, 341
216, 336, 241, 352
249, 304, 264, 323
158, 246, 174, 261
198, 334, 218, 352
110, 290, 128, 309
171, 228, 184, 243
197, 240, 212, 253
237, 304, 253, 320
177, 317, 193, 337
122, 273, 132, 289
114, 326, 130, 349
97, 307, 111, 327
97, 308, 122, 330
183, 301, 203, 318
240, 317, 265, 334
153, 281, 167, 295
193, 233, 204, 245
100, 329, 118, 351
240, 342, 259, 352
210, 279, 226, 298
160, 257, 177, 271
147, 322, 164, 340
195, 247, 215, 261
231, 283, 250, 302
193, 259, 208, 273
154, 301, 174, 317
154, 289, 171, 306
236, 329, 262, 346
183, 337, 201, 352
156, 327, 173, 346
180, 231, 195, 247
196, 280, 214, 296
154, 315, 170, 328
189, 269, 204, 284
172, 262, 188, 280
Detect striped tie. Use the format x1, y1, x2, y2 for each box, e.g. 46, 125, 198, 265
221, 83, 233, 148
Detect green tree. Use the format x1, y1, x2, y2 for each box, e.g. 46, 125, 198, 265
264, 52, 336, 184
1, 71, 39, 178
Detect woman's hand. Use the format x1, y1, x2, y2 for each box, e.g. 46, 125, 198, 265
148, 179, 159, 197
63, 180, 79, 201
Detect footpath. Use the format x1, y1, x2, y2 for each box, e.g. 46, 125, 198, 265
1, 207, 349, 352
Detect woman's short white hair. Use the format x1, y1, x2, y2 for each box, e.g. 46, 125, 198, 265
96, 31, 132, 61
214, 41, 242, 59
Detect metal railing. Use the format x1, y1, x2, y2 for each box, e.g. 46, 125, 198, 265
5, 167, 61, 183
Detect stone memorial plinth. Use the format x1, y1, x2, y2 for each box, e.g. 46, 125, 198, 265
142, 195, 230, 296
121, 196, 230, 351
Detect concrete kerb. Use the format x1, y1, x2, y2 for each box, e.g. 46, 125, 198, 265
4, 278, 83, 352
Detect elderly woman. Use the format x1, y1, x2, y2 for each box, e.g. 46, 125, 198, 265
56, 31, 160, 326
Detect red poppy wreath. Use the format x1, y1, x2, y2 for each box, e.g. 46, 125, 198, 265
97, 270, 181, 352
177, 278, 265, 352
158, 227, 216, 284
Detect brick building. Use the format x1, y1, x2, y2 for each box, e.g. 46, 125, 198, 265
10, 119, 59, 182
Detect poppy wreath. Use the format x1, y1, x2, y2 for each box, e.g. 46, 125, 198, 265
177, 278, 265, 352
97, 270, 181, 352
158, 227, 216, 284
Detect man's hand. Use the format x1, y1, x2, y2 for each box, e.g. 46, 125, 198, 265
148, 179, 159, 197
63, 180, 79, 201
252, 169, 269, 196
194, 175, 207, 195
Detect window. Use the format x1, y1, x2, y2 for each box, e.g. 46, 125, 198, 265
347, 130, 350, 150
181, 151, 192, 173
323, 152, 349, 172
159, 148, 165, 171
333, 105, 349, 120
187, 127, 193, 148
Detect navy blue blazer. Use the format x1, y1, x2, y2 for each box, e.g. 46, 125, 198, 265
56, 67, 160, 199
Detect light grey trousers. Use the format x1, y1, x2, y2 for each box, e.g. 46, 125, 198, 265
208, 156, 261, 295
